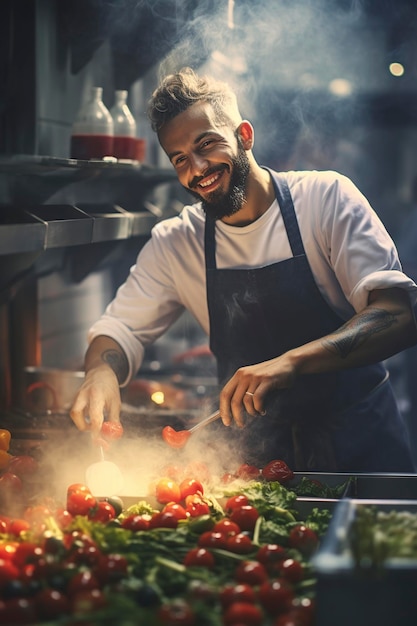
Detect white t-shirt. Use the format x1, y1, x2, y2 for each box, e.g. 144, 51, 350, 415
89, 170, 417, 384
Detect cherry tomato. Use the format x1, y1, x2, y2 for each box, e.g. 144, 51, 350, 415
197, 531, 228, 550
220, 583, 257, 608
66, 490, 97, 517
0, 542, 18, 560
67, 483, 92, 496
223, 601, 264, 626
55, 507, 73, 529
100, 421, 124, 441
183, 547, 215, 568
235, 463, 261, 480
226, 533, 254, 554
225, 494, 249, 513
288, 525, 319, 556
162, 502, 188, 520
0, 558, 19, 585
235, 560, 268, 585
149, 511, 178, 529
162, 426, 191, 449
155, 477, 181, 504
261, 459, 294, 483
179, 478, 204, 499
88, 500, 116, 523
35, 589, 70, 620
288, 597, 316, 626
121, 514, 151, 531
221, 472, 235, 484
157, 599, 195, 625
7, 455, 39, 478
0, 472, 23, 493
8, 518, 30, 536
258, 578, 294, 615
279, 558, 304, 583
184, 495, 210, 517
183, 461, 210, 483
230, 505, 259, 532
256, 543, 287, 569
67, 570, 100, 597
213, 518, 241, 536
12, 542, 43, 567
0, 597, 37, 624
94, 553, 128, 585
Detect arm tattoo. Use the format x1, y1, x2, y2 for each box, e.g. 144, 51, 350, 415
323, 307, 398, 359
101, 349, 129, 384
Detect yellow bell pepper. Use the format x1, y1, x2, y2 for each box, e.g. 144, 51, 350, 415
0, 429, 11, 452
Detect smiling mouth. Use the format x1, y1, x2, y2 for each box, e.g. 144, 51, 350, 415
193, 168, 225, 192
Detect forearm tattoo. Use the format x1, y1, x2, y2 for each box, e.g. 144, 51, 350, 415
323, 307, 397, 359
101, 349, 128, 384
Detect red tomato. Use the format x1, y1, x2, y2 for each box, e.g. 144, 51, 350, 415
162, 502, 188, 520
66, 490, 97, 517
221, 472, 235, 484
100, 421, 124, 440
0, 597, 37, 624
261, 459, 294, 483
230, 505, 260, 531
279, 558, 304, 583
223, 601, 264, 626
235, 463, 261, 480
226, 533, 254, 554
0, 472, 23, 493
288, 525, 319, 556
88, 500, 116, 523
160, 464, 182, 481
183, 547, 214, 568
67, 570, 100, 597
225, 494, 249, 513
179, 478, 204, 499
12, 541, 43, 567
286, 597, 316, 626
0, 542, 17, 560
184, 495, 210, 517
67, 483, 92, 496
258, 578, 294, 615
155, 477, 181, 504
149, 511, 179, 529
55, 507, 73, 529
121, 514, 151, 531
94, 554, 128, 585
220, 583, 257, 608
8, 518, 30, 536
256, 543, 287, 569
157, 599, 195, 626
235, 560, 268, 585
197, 531, 228, 550
213, 518, 241, 536
35, 589, 70, 620
7, 455, 39, 478
0, 558, 19, 585
162, 426, 191, 449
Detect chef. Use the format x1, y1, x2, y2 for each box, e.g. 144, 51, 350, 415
70, 67, 417, 472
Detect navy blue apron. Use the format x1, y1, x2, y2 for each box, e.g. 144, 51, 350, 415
205, 170, 415, 472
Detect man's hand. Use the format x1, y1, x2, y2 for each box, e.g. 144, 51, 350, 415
69, 335, 128, 434
70, 364, 121, 434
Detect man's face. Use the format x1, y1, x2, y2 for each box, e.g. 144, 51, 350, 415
158, 102, 250, 220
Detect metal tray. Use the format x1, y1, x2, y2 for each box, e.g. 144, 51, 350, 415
312, 499, 417, 626
348, 473, 417, 500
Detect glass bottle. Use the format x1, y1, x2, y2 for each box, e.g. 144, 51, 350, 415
70, 87, 114, 160
110, 90, 137, 160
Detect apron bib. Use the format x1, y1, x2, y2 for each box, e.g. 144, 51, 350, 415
205, 170, 415, 472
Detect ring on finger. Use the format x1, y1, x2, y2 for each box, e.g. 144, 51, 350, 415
245, 391, 255, 397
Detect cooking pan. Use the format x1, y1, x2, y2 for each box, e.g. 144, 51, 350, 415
23, 366, 84, 412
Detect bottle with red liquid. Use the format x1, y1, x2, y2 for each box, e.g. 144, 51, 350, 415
110, 90, 137, 160
70, 87, 114, 160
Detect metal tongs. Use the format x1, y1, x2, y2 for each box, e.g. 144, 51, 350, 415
188, 409, 221, 434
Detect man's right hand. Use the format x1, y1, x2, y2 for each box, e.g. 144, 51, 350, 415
69, 364, 121, 434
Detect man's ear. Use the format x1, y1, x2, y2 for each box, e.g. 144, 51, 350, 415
238, 120, 254, 150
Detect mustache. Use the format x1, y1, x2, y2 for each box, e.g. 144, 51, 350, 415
189, 165, 227, 189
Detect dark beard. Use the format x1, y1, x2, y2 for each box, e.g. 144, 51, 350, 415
185, 144, 250, 220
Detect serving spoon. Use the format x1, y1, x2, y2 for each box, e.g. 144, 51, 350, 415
162, 409, 221, 449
